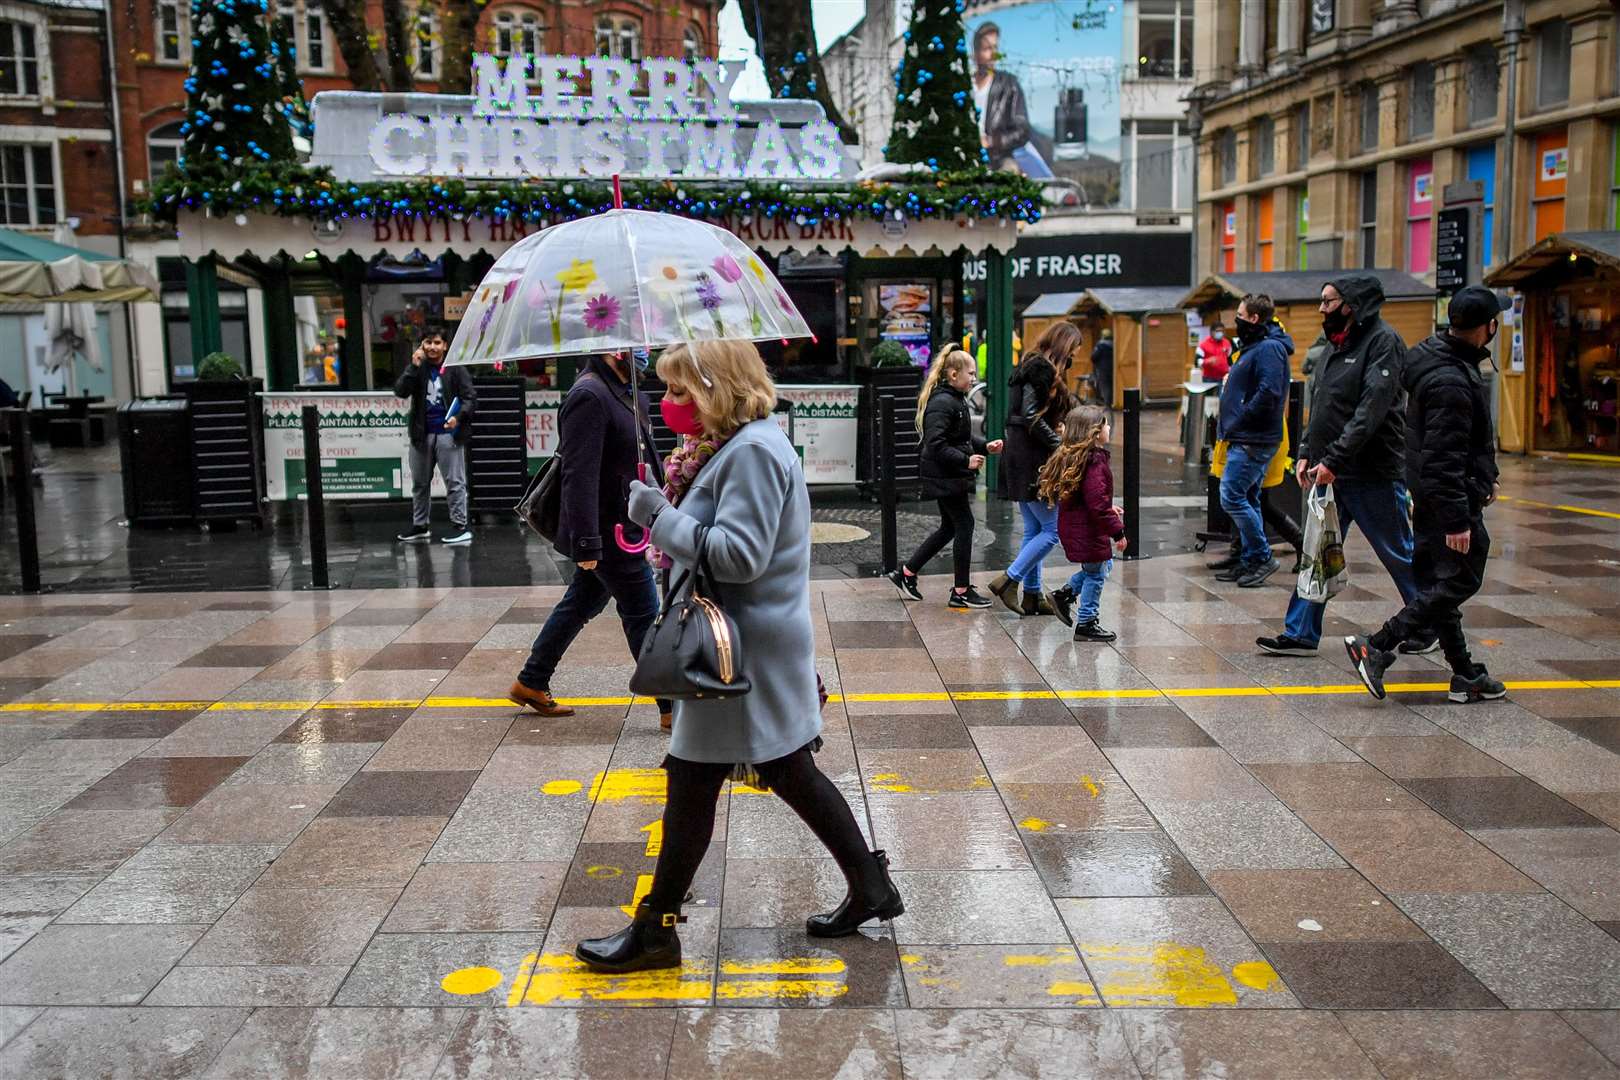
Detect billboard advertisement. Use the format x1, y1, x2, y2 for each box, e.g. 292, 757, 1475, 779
964, 0, 1121, 208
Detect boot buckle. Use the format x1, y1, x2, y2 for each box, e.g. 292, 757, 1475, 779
659, 913, 686, 928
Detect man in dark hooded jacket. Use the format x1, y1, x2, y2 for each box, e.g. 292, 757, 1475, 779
1257, 275, 1427, 656
1215, 293, 1292, 587
1346, 287, 1505, 704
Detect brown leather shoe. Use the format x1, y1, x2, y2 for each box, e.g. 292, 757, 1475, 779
508, 682, 574, 716
660, 711, 673, 732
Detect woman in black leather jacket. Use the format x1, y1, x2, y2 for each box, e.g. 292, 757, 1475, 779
991, 321, 1080, 616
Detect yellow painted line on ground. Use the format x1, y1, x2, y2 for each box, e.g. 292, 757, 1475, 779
719, 958, 845, 976
1500, 494, 1620, 520
8, 679, 1617, 720
714, 980, 848, 1000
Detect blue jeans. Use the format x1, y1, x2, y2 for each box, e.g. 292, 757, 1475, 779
1007, 500, 1060, 591
520, 554, 661, 697
1283, 479, 1417, 647
1069, 560, 1112, 624
1219, 442, 1276, 565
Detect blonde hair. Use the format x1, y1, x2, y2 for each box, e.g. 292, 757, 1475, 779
655, 340, 777, 438
1036, 405, 1110, 505
915, 346, 976, 433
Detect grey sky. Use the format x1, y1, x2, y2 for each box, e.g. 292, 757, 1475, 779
718, 0, 868, 101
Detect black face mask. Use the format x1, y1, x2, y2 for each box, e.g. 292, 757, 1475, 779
1235, 318, 1266, 345
1482, 320, 1498, 347
1321, 306, 1350, 335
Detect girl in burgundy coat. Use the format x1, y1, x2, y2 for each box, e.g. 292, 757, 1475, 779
1039, 406, 1129, 641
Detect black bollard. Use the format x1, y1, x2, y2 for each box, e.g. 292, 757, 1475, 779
5, 409, 41, 593
1284, 378, 1306, 509
1121, 388, 1145, 561
300, 405, 330, 590
879, 394, 898, 575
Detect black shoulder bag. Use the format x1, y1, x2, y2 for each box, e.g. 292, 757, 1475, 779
630, 526, 751, 701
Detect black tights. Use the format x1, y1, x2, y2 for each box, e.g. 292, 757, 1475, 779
646, 746, 870, 912
906, 493, 975, 589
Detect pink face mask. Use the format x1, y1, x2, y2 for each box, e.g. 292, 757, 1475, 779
661, 396, 703, 437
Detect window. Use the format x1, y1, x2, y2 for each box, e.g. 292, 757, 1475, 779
595, 15, 641, 61
0, 144, 55, 226
1406, 157, 1433, 274
156, 0, 186, 63
1359, 82, 1380, 152
1359, 171, 1378, 269
1254, 190, 1275, 272
0, 20, 38, 96
1296, 187, 1309, 269
1537, 19, 1571, 108
278, 2, 329, 72
1465, 43, 1498, 127
1294, 102, 1310, 170
1255, 115, 1275, 177
683, 25, 704, 63
1408, 62, 1434, 139
147, 121, 185, 180
1218, 128, 1236, 187
1466, 143, 1496, 267
1533, 128, 1568, 242
1134, 120, 1175, 210
1136, 0, 1192, 80
493, 9, 544, 59
1219, 200, 1236, 273
414, 11, 437, 78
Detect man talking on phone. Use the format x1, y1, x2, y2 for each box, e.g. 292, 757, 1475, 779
395, 324, 476, 545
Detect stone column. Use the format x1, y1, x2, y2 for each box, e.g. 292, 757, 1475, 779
1273, 0, 1303, 71
1238, 0, 1266, 75
1373, 0, 1419, 36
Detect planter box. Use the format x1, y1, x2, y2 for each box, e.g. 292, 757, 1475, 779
854, 364, 925, 498
181, 378, 266, 526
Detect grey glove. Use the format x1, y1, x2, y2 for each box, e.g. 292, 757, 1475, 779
627, 479, 670, 528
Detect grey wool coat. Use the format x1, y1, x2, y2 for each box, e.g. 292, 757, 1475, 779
648, 417, 820, 764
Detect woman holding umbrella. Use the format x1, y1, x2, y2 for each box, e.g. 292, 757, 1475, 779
573, 339, 902, 973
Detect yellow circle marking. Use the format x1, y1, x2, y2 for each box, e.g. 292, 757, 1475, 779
585, 865, 623, 879
1231, 961, 1282, 991
440, 966, 503, 995
541, 780, 583, 796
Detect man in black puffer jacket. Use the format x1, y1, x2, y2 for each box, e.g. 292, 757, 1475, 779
1345, 287, 1505, 705
1257, 275, 1426, 658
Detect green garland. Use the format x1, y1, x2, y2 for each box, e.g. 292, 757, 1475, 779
142, 161, 1045, 227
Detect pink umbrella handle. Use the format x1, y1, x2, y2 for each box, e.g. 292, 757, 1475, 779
614, 463, 654, 554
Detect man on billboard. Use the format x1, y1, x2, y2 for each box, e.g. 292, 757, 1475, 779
972, 22, 1054, 178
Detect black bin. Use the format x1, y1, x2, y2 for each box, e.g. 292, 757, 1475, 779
118, 399, 194, 524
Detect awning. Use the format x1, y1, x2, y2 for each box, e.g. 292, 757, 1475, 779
1179, 269, 1436, 309
0, 228, 160, 303
1021, 291, 1084, 318
1485, 231, 1620, 287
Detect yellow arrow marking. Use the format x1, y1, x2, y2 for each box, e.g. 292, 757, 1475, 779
641, 819, 663, 857
715, 980, 848, 1000
1080, 775, 1102, 798
719, 958, 846, 976
520, 953, 712, 1005
619, 873, 654, 918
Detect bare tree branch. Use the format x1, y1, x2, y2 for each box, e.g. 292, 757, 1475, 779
382, 0, 414, 91
319, 0, 386, 91
736, 0, 856, 144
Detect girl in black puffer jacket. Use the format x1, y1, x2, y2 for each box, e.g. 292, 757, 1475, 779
889, 347, 1003, 609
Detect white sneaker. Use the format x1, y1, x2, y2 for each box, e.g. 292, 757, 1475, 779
397, 526, 431, 543
439, 528, 473, 545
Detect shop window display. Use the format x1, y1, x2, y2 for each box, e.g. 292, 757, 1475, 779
1537, 286, 1620, 453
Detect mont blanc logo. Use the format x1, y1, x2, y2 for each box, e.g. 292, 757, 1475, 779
312, 219, 346, 244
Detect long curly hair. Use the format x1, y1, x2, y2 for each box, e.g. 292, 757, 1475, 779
1037, 405, 1110, 506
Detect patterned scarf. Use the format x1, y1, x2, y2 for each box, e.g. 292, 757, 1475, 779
663, 431, 732, 508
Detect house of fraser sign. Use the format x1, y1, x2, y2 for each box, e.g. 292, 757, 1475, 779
365, 53, 846, 182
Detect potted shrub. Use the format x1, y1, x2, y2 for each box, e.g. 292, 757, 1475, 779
195, 351, 245, 381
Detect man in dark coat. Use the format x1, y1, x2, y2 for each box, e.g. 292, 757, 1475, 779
511, 352, 667, 723
1258, 275, 1429, 656
1215, 293, 1292, 588
394, 325, 476, 545
1346, 287, 1506, 704
1089, 330, 1113, 409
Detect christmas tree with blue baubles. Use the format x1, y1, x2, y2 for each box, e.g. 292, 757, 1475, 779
181, 0, 295, 169
885, 0, 983, 170
270, 10, 312, 151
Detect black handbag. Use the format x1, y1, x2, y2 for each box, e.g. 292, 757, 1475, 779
515, 453, 562, 543
630, 527, 751, 701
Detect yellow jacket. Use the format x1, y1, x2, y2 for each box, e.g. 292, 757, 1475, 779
1210, 420, 1291, 488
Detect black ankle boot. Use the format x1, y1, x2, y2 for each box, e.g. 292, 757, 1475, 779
807, 849, 904, 938
575, 901, 684, 973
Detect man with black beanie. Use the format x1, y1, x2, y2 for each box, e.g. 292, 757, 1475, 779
1346, 286, 1505, 704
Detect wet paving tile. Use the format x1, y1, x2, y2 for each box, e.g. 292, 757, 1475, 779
1470, 828, 1620, 921
257, 816, 446, 889
848, 714, 973, 749
1545, 717, 1620, 756
560, 841, 722, 910
1260, 940, 1502, 1009
866, 793, 1028, 871
889, 870, 1067, 946
858, 749, 992, 794
830, 622, 925, 650
362, 713, 514, 772
0, 1006, 248, 1079
145, 965, 351, 1007
720, 858, 847, 931
896, 944, 1099, 1008
139, 711, 303, 759
668, 1007, 899, 1079
1152, 799, 1346, 872
1205, 868, 1425, 944
1075, 704, 1216, 748
334, 932, 540, 1007
183, 886, 400, 968
1394, 892, 1620, 1009
430, 786, 593, 863
1397, 775, 1604, 829
58, 843, 276, 924
714, 927, 904, 1008
1336, 1009, 1620, 1080
0, 923, 207, 1005
383, 861, 569, 933
273, 706, 415, 745
0, 808, 185, 874
501, 706, 628, 747
1104, 748, 1274, 804
364, 641, 478, 670
1024, 830, 1208, 897
996, 779, 1157, 832
63, 755, 248, 811
969, 727, 1112, 783
894, 1008, 1138, 1079
434, 1008, 676, 1079
1300, 809, 1543, 894
1058, 896, 1298, 1009
178, 644, 297, 669
950, 695, 1076, 727
1119, 1009, 1381, 1079
319, 769, 479, 818
220, 743, 378, 786
1248, 762, 1426, 812
1342, 734, 1517, 778
57, 710, 199, 740
1562, 1010, 1620, 1070
200, 1006, 464, 1079
159, 782, 338, 847
0, 872, 102, 965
